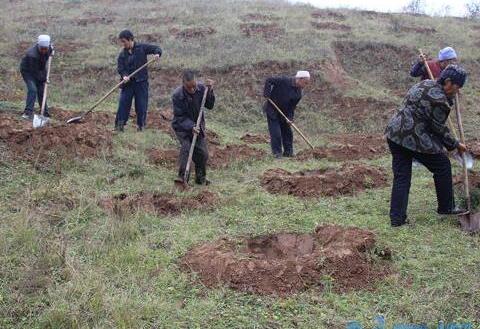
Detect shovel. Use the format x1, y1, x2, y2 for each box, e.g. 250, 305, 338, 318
33, 50, 54, 129
454, 94, 480, 233
267, 98, 314, 150
174, 86, 209, 189
66, 56, 158, 124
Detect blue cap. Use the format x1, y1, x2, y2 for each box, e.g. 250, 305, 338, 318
438, 47, 457, 61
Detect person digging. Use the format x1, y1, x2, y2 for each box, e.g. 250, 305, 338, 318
410, 46, 458, 80
20, 35, 54, 120
385, 64, 468, 228
263, 71, 311, 159
114, 29, 162, 132
172, 70, 215, 186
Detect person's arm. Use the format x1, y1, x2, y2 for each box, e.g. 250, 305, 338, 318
263, 76, 284, 98
117, 53, 128, 78
143, 43, 162, 57
410, 60, 425, 78
172, 93, 195, 131
429, 102, 459, 151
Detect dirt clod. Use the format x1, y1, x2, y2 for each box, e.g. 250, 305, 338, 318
261, 163, 387, 198
181, 224, 391, 295
99, 190, 217, 217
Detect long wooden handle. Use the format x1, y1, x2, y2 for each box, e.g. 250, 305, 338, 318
268, 98, 314, 150
418, 49, 458, 139
184, 87, 209, 182
85, 56, 159, 115
454, 93, 471, 212
40, 54, 53, 116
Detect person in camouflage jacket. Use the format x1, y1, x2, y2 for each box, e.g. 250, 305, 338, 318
385, 65, 468, 227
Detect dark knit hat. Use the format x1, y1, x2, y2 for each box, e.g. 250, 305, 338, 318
438, 64, 468, 88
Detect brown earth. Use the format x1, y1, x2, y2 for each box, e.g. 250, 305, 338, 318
240, 13, 277, 21
99, 190, 217, 217
73, 15, 114, 26
147, 144, 265, 169
454, 171, 480, 190
169, 27, 216, 40
311, 10, 347, 20
467, 139, 480, 159
311, 21, 352, 32
297, 134, 386, 161
240, 133, 270, 144
180, 224, 392, 295
48, 107, 113, 126
261, 163, 387, 198
239, 23, 285, 40
129, 16, 176, 25
397, 25, 437, 34
0, 119, 112, 165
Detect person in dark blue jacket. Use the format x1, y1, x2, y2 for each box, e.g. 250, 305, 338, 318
19, 35, 53, 120
263, 71, 310, 158
115, 30, 162, 132
172, 70, 215, 185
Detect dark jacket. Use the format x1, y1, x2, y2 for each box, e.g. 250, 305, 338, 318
171, 84, 215, 136
117, 42, 162, 82
20, 45, 52, 82
410, 59, 442, 80
263, 76, 302, 120
385, 80, 458, 154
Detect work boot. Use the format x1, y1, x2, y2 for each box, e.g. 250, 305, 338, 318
283, 152, 294, 158
391, 218, 409, 227
137, 126, 145, 132
273, 153, 282, 159
43, 111, 50, 118
195, 178, 211, 186
114, 121, 125, 132
22, 110, 33, 120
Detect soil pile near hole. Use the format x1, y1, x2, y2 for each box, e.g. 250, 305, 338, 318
311, 21, 352, 31
169, 27, 216, 40
297, 134, 386, 161
1, 121, 112, 163
147, 144, 265, 169
311, 10, 346, 20
100, 190, 217, 217
241, 133, 270, 144
181, 224, 392, 295
240, 13, 277, 21
261, 164, 387, 198
240, 23, 284, 39
49, 107, 113, 126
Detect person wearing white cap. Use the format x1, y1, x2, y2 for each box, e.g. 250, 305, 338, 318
410, 46, 458, 80
263, 70, 310, 158
19, 34, 53, 119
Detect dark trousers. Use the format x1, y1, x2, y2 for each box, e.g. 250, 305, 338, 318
115, 80, 149, 128
22, 74, 48, 115
267, 116, 293, 156
175, 131, 209, 183
388, 139, 455, 225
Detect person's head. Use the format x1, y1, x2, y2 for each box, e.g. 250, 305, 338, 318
438, 47, 457, 69
294, 71, 311, 89
37, 34, 51, 55
438, 64, 467, 97
118, 30, 135, 49
182, 70, 197, 94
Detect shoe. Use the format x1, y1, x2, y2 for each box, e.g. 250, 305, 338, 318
283, 153, 294, 158
43, 111, 50, 118
22, 112, 33, 120
114, 121, 125, 132
391, 217, 409, 227
438, 208, 469, 216
137, 126, 145, 132
195, 178, 211, 186
273, 153, 282, 159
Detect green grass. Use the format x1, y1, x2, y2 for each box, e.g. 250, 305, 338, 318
1, 0, 480, 328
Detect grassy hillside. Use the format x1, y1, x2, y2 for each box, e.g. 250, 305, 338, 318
1, 0, 480, 328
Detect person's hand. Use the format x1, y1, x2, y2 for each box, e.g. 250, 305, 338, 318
205, 79, 214, 89
153, 54, 160, 59
457, 143, 467, 154
123, 76, 130, 82
193, 126, 200, 134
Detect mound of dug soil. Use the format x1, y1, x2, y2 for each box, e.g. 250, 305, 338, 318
181, 224, 392, 295
240, 133, 270, 144
48, 107, 113, 126
169, 26, 216, 40
297, 134, 386, 161
261, 164, 387, 198
467, 139, 480, 159
239, 23, 284, 39
147, 144, 265, 169
311, 10, 346, 20
99, 190, 217, 217
311, 21, 352, 31
0, 121, 112, 163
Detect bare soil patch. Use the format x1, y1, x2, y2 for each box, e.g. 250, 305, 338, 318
169, 27, 216, 40
311, 21, 352, 31
261, 163, 387, 198
311, 10, 346, 20
239, 23, 285, 40
99, 190, 217, 217
240, 13, 277, 21
241, 133, 270, 144
181, 224, 392, 295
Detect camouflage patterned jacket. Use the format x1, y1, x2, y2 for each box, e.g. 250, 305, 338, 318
385, 80, 458, 154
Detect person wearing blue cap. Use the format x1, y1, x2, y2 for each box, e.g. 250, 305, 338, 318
19, 35, 54, 120
385, 64, 468, 227
410, 47, 458, 80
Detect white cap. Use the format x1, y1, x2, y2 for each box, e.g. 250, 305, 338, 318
295, 70, 310, 79
37, 35, 51, 48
